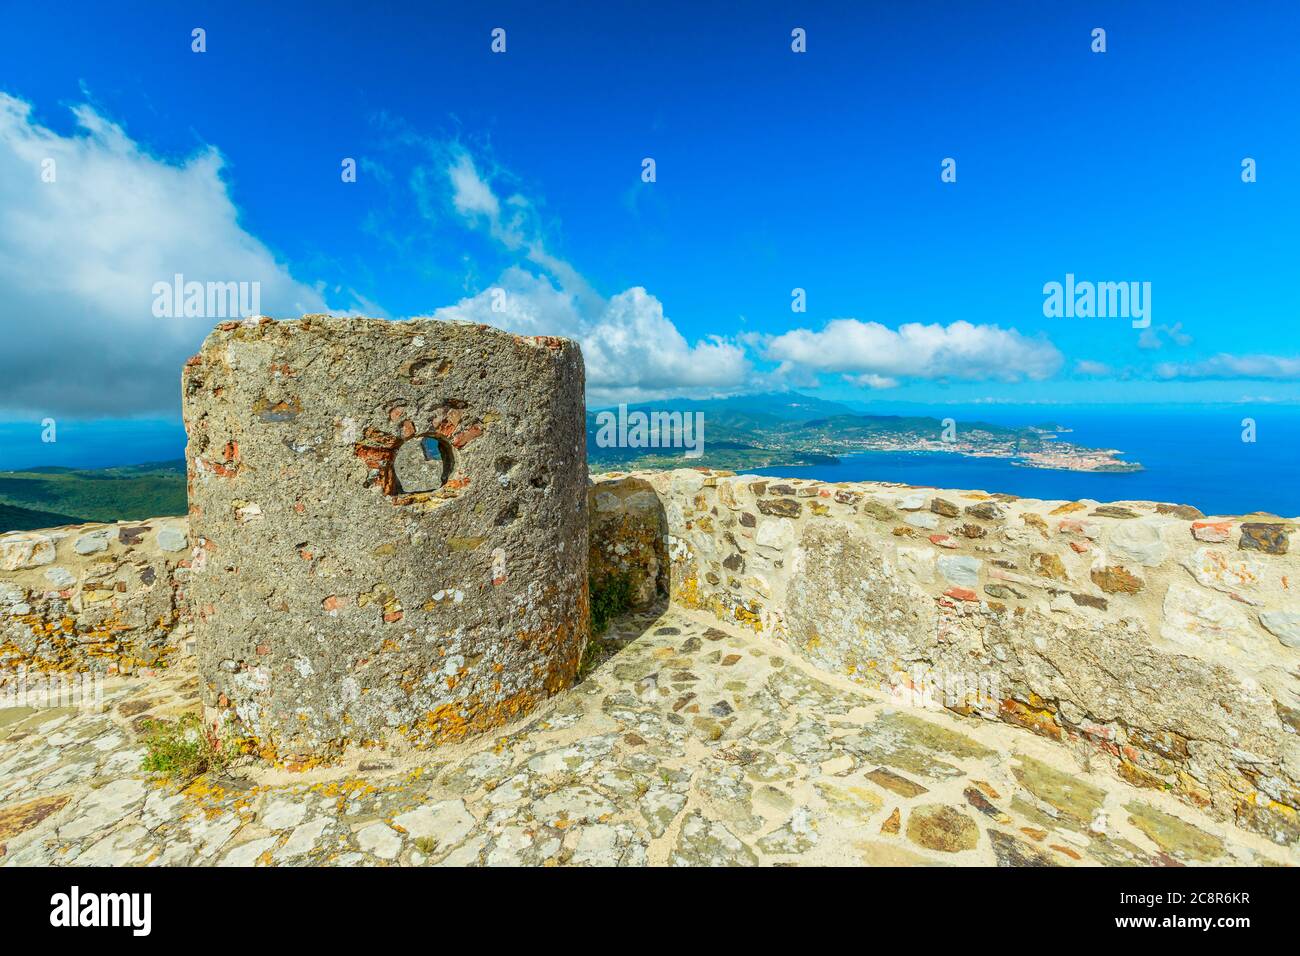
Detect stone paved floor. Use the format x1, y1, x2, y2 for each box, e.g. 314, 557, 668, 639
0, 605, 1292, 866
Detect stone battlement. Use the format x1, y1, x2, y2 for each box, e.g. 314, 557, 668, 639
588, 469, 1300, 848
0, 519, 192, 675
2, 459, 1298, 849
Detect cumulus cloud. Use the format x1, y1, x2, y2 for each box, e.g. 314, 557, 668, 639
1074, 359, 1113, 376
424, 151, 751, 404
1155, 354, 1300, 380
1138, 322, 1193, 350
764, 319, 1062, 389
0, 93, 337, 416
430, 269, 750, 405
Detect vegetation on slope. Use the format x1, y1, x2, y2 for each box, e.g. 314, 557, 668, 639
0, 501, 88, 532
0, 460, 186, 532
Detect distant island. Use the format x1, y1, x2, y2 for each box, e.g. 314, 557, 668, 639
587, 394, 1142, 475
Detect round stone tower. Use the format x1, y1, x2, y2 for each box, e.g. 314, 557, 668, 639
182, 315, 588, 758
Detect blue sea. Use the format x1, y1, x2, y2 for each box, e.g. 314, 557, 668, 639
0, 419, 187, 471
1, 406, 1297, 518
753, 405, 1300, 518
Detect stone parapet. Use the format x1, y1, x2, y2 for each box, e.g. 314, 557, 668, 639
589, 468, 1300, 847
0, 519, 191, 675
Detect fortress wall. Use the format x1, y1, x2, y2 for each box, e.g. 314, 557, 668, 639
182, 316, 588, 759
588, 476, 669, 609
590, 469, 1300, 847
0, 519, 191, 675
5, 444, 1296, 844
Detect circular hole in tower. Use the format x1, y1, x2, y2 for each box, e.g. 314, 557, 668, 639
392, 435, 454, 493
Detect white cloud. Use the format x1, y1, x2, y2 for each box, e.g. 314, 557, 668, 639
430, 268, 751, 405
0, 93, 337, 416
1156, 354, 1300, 380
1138, 322, 1193, 350
426, 151, 751, 404
1074, 359, 1113, 376
764, 318, 1062, 389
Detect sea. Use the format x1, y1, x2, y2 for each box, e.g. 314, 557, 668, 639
752, 405, 1300, 519
1, 405, 1297, 518
0, 419, 188, 471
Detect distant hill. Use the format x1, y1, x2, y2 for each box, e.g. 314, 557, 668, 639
0, 501, 88, 533
587, 393, 851, 470
0, 460, 186, 532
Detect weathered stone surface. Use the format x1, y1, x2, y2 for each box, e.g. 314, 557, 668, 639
156, 525, 188, 552
964, 501, 1004, 521
1012, 755, 1105, 827
9, 453, 1300, 864
987, 829, 1056, 867
1239, 522, 1289, 555
1157, 503, 1204, 520
1092, 505, 1138, 519
619, 470, 1299, 848
903, 512, 939, 531
1106, 521, 1168, 566
905, 804, 979, 852
1192, 520, 1232, 543
984, 583, 1023, 600
756, 498, 801, 518
1031, 552, 1069, 581
1160, 581, 1256, 651
865, 767, 928, 798
860, 500, 894, 521
589, 479, 667, 609
0, 533, 56, 571
73, 530, 111, 556
0, 522, 187, 674
1090, 565, 1144, 594
182, 316, 588, 756
784, 521, 939, 678
1126, 801, 1224, 862
1181, 547, 1265, 599
937, 555, 980, 587
1258, 610, 1300, 648
0, 603, 1292, 867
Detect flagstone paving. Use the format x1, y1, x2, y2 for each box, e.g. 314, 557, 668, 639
0, 605, 1292, 866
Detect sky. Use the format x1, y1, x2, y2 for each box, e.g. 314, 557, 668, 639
2, 0, 1299, 450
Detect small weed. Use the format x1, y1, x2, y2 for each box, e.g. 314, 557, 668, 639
589, 572, 633, 636
140, 712, 240, 784
579, 572, 635, 681
413, 836, 439, 855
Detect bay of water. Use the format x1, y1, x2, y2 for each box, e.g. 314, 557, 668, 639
753, 405, 1300, 518
1, 405, 1296, 518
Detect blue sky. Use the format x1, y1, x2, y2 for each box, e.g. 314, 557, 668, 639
1, 0, 1299, 448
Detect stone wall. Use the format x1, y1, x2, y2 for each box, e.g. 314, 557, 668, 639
0, 519, 191, 675
182, 316, 588, 759
6, 457, 1297, 847
589, 469, 1300, 847
588, 476, 668, 608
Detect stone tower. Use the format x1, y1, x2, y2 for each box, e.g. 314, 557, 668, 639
182, 315, 588, 758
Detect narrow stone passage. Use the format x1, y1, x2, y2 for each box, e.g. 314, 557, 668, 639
1, 605, 1290, 866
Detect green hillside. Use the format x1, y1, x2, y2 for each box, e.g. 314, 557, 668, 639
0, 460, 186, 532
0, 501, 88, 533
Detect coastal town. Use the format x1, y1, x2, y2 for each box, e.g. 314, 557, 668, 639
588, 400, 1143, 475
